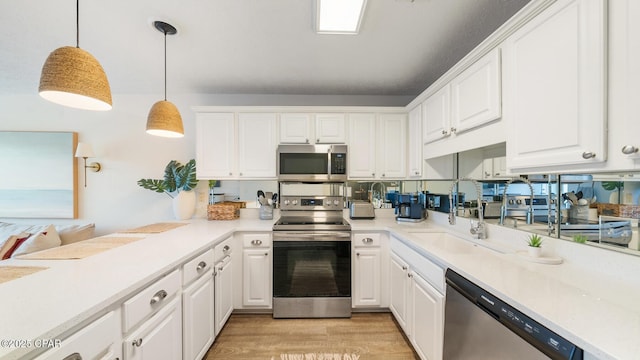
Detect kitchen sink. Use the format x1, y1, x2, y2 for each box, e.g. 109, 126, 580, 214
409, 232, 475, 253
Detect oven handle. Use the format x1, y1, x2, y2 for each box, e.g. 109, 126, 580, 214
273, 231, 351, 241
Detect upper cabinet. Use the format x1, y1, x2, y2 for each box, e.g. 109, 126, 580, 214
422, 85, 451, 144
196, 111, 277, 179
503, 0, 607, 173
279, 113, 345, 144
348, 113, 407, 180
408, 106, 423, 178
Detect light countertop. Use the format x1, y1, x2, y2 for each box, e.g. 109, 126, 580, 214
0, 210, 638, 359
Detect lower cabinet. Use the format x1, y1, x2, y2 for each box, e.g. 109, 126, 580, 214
241, 233, 272, 308
183, 270, 215, 360
123, 296, 182, 360
34, 311, 121, 360
390, 236, 444, 360
214, 253, 233, 335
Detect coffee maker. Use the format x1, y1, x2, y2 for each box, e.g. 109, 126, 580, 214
395, 193, 427, 222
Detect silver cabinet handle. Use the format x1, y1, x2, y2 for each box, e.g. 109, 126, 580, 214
622, 145, 639, 155
441, 129, 446, 135
223, 245, 230, 252
63, 353, 82, 360
407, 273, 413, 278
371, 173, 375, 177
402, 266, 407, 271
264, 253, 268, 256
362, 237, 373, 244
305, 138, 309, 144
196, 261, 207, 272
356, 252, 360, 257
251, 239, 262, 246
239, 172, 243, 176
450, 127, 457, 133
149, 289, 167, 305
132, 338, 143, 347
316, 138, 320, 143
582, 151, 596, 159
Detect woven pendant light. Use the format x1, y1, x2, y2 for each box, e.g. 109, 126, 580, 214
146, 21, 184, 138
38, 0, 112, 111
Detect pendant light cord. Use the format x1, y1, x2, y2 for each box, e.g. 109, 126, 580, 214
76, 0, 79, 48
164, 30, 167, 101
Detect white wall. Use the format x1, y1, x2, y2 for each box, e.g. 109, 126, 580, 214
0, 93, 411, 235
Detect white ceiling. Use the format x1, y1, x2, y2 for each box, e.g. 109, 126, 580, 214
0, 0, 530, 101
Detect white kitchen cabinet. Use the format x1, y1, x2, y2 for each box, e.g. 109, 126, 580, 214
196, 112, 235, 179
182, 249, 215, 360
377, 114, 407, 179
348, 113, 407, 179
347, 113, 377, 178
389, 252, 410, 334
422, 85, 451, 145
450, 47, 501, 134
315, 113, 346, 143
195, 112, 277, 179
408, 105, 423, 178
503, 0, 607, 172
411, 271, 444, 360
242, 233, 272, 308
124, 296, 182, 360
34, 311, 121, 360
606, 0, 640, 171
214, 238, 234, 335
482, 156, 509, 180
238, 113, 277, 178
352, 233, 382, 307
279, 113, 313, 143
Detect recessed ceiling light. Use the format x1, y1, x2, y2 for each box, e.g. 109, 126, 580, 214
316, 0, 367, 34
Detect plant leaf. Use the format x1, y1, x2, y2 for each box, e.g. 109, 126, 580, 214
137, 179, 167, 193
178, 159, 198, 191
163, 160, 179, 193
601, 181, 623, 191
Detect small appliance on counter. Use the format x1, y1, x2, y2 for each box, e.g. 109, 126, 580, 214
350, 201, 375, 219
395, 193, 427, 222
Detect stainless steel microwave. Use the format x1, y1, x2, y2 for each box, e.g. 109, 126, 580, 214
277, 144, 347, 182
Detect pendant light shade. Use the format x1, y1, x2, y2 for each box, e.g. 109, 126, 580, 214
38, 0, 112, 111
146, 21, 184, 138
39, 46, 112, 111
146, 100, 184, 137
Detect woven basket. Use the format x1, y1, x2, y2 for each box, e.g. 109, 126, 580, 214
596, 203, 640, 218
207, 202, 244, 220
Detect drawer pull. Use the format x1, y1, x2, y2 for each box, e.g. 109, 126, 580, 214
356, 252, 360, 257
196, 261, 207, 272
251, 239, 263, 246
402, 266, 407, 271
362, 237, 373, 244
149, 289, 168, 305
582, 151, 596, 159
223, 245, 230, 253
265, 253, 268, 256
622, 145, 639, 155
63, 353, 82, 360
132, 338, 143, 347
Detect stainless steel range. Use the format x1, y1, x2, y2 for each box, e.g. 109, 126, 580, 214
272, 194, 352, 318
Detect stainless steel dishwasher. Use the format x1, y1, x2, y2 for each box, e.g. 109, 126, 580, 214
443, 269, 583, 360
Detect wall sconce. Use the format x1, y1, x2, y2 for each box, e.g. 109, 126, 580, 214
75, 142, 101, 187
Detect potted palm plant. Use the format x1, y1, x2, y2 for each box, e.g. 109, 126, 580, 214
526, 234, 544, 257
137, 159, 198, 219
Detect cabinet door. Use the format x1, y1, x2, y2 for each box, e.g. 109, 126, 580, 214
183, 271, 215, 360
451, 48, 501, 134
196, 113, 235, 179
124, 297, 182, 360
238, 113, 277, 178
377, 114, 407, 179
280, 113, 312, 144
389, 253, 409, 333
243, 248, 272, 307
411, 272, 444, 360
353, 248, 381, 307
422, 85, 451, 144
315, 113, 346, 143
348, 113, 377, 178
408, 106, 423, 178
504, 0, 606, 171
214, 258, 233, 335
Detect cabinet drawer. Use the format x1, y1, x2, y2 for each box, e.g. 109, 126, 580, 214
34, 311, 119, 360
183, 249, 215, 286
123, 269, 181, 332
214, 237, 233, 262
242, 233, 271, 248
353, 233, 381, 247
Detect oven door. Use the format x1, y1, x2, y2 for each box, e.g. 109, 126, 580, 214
272, 231, 352, 318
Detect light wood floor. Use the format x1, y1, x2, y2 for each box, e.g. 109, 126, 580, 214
205, 312, 419, 360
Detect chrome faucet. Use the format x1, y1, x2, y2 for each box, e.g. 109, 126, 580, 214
448, 178, 487, 239
370, 181, 386, 208
499, 177, 534, 226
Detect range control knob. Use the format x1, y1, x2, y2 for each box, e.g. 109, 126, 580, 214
516, 199, 522, 205
508, 199, 515, 205
283, 200, 290, 205
333, 200, 340, 206
292, 200, 298, 205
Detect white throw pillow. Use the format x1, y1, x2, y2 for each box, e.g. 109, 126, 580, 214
11, 224, 61, 257
56, 223, 96, 245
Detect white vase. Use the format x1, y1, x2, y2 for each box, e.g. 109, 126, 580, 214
527, 246, 542, 258
173, 190, 196, 220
